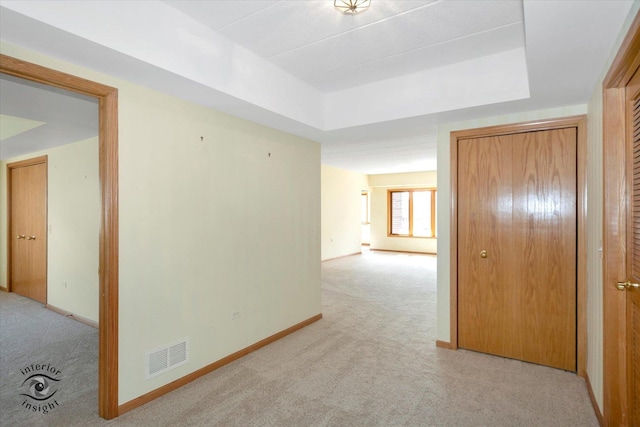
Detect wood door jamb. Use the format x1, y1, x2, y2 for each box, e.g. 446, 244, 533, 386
602, 10, 640, 425
0, 54, 120, 420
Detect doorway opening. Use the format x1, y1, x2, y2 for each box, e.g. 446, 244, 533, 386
0, 54, 119, 420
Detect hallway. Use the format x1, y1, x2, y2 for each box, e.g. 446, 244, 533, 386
1, 251, 597, 426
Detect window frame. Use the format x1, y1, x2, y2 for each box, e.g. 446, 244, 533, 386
387, 188, 437, 238
361, 191, 370, 225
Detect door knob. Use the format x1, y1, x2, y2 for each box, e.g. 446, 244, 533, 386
480, 250, 488, 258
26, 236, 36, 240
16, 234, 25, 239
616, 280, 640, 290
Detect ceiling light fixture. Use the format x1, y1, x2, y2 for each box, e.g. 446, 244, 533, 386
334, 0, 371, 15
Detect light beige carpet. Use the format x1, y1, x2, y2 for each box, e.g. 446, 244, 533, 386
0, 291, 98, 427
3, 250, 598, 426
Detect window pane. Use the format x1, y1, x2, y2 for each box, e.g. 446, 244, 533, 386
433, 192, 437, 237
391, 191, 410, 235
361, 193, 368, 223
413, 191, 432, 237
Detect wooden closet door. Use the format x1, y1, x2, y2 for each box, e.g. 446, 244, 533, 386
458, 128, 577, 371
10, 160, 47, 304
511, 128, 577, 371
457, 134, 514, 357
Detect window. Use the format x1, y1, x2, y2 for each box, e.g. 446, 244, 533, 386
388, 189, 436, 237
361, 191, 369, 224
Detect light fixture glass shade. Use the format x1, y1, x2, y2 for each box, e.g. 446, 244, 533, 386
334, 0, 371, 15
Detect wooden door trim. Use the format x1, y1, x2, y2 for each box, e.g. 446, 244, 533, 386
6, 155, 47, 168
602, 10, 640, 426
6, 155, 48, 297
0, 54, 120, 420
449, 115, 588, 376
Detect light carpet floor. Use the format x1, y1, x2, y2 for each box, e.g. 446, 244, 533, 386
0, 291, 98, 426
1, 251, 598, 426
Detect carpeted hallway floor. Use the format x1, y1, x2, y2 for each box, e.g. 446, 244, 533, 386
1, 250, 598, 426
0, 290, 98, 426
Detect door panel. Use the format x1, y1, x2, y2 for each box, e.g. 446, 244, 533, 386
626, 69, 640, 426
458, 135, 514, 357
511, 128, 576, 370
11, 167, 29, 297
10, 160, 47, 303
631, 304, 640, 425
458, 128, 577, 371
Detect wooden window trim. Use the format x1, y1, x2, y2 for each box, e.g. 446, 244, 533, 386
361, 191, 370, 225
387, 188, 437, 238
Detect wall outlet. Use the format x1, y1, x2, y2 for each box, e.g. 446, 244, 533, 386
231, 311, 241, 320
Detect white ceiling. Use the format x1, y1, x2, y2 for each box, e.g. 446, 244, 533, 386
0, 75, 98, 160
167, 0, 524, 92
0, 0, 635, 172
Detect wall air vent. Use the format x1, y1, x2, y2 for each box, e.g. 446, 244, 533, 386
146, 338, 189, 379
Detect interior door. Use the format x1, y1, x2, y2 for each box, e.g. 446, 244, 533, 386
457, 134, 514, 358
9, 158, 47, 303
458, 127, 577, 371
624, 68, 640, 426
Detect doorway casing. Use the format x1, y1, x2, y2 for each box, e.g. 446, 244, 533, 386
444, 115, 588, 378
602, 11, 640, 426
0, 54, 119, 420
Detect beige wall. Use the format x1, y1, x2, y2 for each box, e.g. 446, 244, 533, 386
1, 42, 322, 405
321, 165, 368, 261
369, 171, 437, 254
586, 81, 605, 413
0, 138, 100, 322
